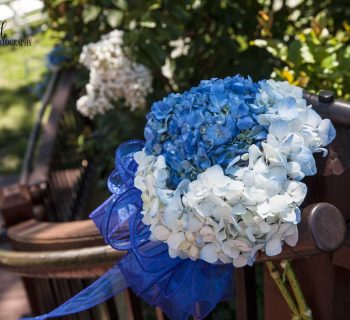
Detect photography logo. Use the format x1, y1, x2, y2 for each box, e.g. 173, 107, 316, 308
0, 20, 32, 46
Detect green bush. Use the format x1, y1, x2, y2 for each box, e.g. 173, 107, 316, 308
46, 0, 350, 96
45, 0, 271, 95
253, 9, 350, 99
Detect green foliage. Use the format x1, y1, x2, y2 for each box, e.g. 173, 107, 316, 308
45, 0, 350, 97
252, 1, 350, 99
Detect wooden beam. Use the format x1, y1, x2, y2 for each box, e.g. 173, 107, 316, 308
30, 70, 76, 185
235, 267, 257, 320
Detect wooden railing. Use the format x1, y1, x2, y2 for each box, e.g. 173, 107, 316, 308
0, 202, 345, 278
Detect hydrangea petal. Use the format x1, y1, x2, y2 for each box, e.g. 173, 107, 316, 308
266, 237, 282, 256
318, 119, 336, 146
200, 243, 219, 263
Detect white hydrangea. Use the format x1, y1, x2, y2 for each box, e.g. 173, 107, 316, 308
77, 30, 153, 118
134, 150, 302, 267
133, 80, 335, 268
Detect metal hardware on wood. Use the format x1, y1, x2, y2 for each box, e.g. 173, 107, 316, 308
318, 90, 335, 103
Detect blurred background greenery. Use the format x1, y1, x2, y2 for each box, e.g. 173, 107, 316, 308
0, 29, 55, 174
44, 0, 350, 96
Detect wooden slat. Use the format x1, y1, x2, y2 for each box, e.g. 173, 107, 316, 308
0, 260, 30, 319
235, 267, 257, 320
332, 225, 350, 269
333, 246, 350, 269
106, 296, 120, 320
155, 307, 166, 320
333, 266, 350, 319
320, 169, 350, 221
20, 71, 60, 185
47, 169, 83, 222
30, 70, 76, 185
125, 288, 144, 320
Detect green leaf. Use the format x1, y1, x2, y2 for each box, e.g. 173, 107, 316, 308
110, 0, 128, 10
106, 9, 123, 28
321, 53, 338, 69
252, 39, 267, 47
287, 40, 302, 66
140, 21, 157, 28
83, 5, 101, 24
300, 44, 315, 64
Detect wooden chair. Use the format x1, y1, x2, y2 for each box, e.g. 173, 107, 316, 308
0, 72, 349, 319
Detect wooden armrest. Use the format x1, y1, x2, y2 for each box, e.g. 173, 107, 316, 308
0, 203, 345, 279
8, 219, 104, 251
3, 218, 115, 278
0, 245, 123, 278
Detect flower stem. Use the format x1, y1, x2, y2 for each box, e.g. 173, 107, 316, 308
280, 260, 313, 320
265, 261, 300, 317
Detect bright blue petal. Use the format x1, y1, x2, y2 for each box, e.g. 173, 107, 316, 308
237, 116, 255, 130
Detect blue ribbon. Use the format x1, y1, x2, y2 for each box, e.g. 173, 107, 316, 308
22, 140, 234, 320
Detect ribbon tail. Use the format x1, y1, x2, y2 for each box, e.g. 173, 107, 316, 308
20, 263, 128, 320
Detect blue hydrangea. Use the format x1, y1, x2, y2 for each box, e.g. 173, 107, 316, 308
144, 75, 268, 187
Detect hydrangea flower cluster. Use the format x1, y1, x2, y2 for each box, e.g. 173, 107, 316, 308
145, 76, 267, 187
77, 30, 153, 119
134, 77, 336, 268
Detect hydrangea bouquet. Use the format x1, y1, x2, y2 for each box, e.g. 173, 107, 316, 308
137, 76, 336, 267
28, 76, 335, 320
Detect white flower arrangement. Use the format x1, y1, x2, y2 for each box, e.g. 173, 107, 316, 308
77, 30, 153, 118
134, 78, 336, 268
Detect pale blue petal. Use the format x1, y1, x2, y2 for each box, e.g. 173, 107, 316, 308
318, 119, 336, 146
275, 97, 298, 121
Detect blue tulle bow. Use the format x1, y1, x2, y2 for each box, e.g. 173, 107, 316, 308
22, 140, 234, 320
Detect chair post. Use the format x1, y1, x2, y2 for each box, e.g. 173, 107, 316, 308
125, 288, 144, 320
0, 184, 33, 227
235, 266, 258, 320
